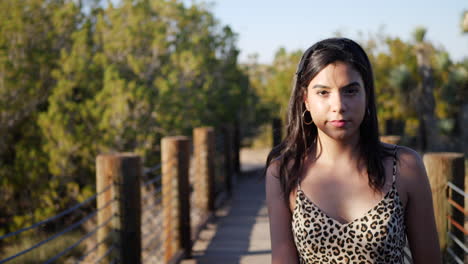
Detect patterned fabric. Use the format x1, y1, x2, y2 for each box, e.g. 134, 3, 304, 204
292, 146, 406, 264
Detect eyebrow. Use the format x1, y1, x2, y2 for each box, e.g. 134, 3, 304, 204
311, 82, 361, 89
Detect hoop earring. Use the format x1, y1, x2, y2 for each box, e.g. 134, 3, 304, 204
302, 110, 314, 125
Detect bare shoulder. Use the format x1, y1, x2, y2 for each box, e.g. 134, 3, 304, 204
266, 158, 281, 178
265, 158, 297, 213
265, 158, 300, 262
265, 159, 282, 201
396, 146, 425, 176
394, 145, 428, 193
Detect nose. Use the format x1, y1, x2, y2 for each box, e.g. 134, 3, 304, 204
330, 92, 346, 113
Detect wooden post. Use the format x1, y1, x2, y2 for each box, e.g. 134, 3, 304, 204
96, 153, 142, 264
423, 152, 465, 258
162, 136, 191, 262
193, 127, 215, 212
465, 158, 468, 264
461, 103, 468, 156
272, 118, 282, 148
223, 125, 233, 196
233, 121, 241, 176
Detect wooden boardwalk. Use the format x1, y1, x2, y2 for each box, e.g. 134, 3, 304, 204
181, 148, 272, 264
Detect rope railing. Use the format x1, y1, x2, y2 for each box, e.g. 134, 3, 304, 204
0, 197, 116, 263
140, 165, 164, 262
75, 231, 113, 263
144, 164, 162, 175
141, 224, 169, 263
4, 125, 239, 264
94, 244, 117, 264
447, 182, 467, 199
0, 183, 112, 242
142, 174, 162, 188
141, 185, 162, 204
141, 223, 160, 241
446, 181, 467, 264
141, 208, 162, 231
142, 232, 161, 252
140, 162, 164, 261
141, 209, 162, 235
144, 240, 163, 262
447, 248, 464, 264
44, 213, 115, 264
403, 245, 412, 263
447, 232, 468, 254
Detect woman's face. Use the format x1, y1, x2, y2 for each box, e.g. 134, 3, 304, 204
304, 61, 366, 142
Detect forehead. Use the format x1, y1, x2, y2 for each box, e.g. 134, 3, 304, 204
307, 62, 363, 88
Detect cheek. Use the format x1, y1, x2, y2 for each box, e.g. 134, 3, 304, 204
307, 100, 326, 114
356, 96, 367, 118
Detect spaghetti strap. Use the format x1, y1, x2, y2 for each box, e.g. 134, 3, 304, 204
392, 145, 398, 183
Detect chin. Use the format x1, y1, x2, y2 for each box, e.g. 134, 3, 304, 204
320, 129, 359, 142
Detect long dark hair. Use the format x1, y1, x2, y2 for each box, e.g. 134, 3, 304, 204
265, 37, 394, 205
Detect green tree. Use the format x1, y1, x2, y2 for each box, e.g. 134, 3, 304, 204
461, 10, 468, 33
0, 0, 83, 234
1, 0, 249, 238
246, 47, 302, 124
39, 19, 100, 185
412, 27, 439, 151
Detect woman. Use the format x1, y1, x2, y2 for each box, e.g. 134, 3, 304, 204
265, 38, 441, 264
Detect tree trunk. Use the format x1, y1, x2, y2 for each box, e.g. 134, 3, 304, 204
416, 44, 438, 151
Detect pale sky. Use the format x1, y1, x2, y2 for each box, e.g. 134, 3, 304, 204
207, 0, 467, 64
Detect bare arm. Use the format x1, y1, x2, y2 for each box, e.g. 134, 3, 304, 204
265, 162, 299, 264
399, 147, 441, 264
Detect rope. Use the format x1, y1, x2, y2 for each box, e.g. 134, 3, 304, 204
94, 244, 116, 264
141, 196, 162, 215
0, 184, 112, 241
75, 231, 113, 264
143, 238, 163, 261
141, 214, 163, 240
447, 198, 468, 215
142, 174, 162, 188
447, 182, 467, 199
447, 215, 468, 235
0, 198, 115, 264
143, 164, 161, 175
141, 210, 162, 229
447, 232, 468, 253
44, 214, 114, 264
446, 248, 464, 264
142, 233, 161, 252
142, 220, 172, 242
141, 186, 162, 204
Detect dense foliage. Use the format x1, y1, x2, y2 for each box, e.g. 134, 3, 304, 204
0, 0, 250, 239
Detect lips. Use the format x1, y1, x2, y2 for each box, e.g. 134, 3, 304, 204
329, 120, 348, 128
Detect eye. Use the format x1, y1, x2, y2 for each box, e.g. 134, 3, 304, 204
317, 90, 329, 96
344, 88, 359, 96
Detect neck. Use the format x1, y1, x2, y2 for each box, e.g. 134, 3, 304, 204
313, 130, 361, 167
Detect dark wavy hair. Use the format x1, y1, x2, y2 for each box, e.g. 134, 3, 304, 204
265, 37, 394, 205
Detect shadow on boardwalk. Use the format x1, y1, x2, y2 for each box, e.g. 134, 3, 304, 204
182, 169, 271, 264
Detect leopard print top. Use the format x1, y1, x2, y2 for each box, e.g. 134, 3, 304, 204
292, 146, 406, 264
